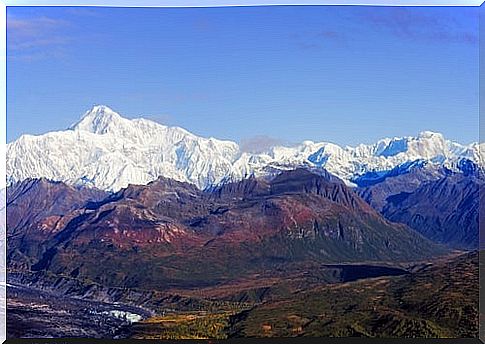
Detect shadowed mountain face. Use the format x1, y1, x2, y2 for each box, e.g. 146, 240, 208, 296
357, 170, 482, 249
356, 167, 446, 212
7, 178, 108, 269
7, 169, 445, 290
7, 178, 108, 229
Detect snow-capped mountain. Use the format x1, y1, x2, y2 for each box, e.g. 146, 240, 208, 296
6, 105, 483, 191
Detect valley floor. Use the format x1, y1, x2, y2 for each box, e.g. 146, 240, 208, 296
7, 284, 150, 339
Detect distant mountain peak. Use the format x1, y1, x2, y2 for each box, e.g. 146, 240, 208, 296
418, 130, 444, 139
70, 105, 125, 134
88, 104, 115, 114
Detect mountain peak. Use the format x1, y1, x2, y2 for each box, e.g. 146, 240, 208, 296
418, 130, 444, 140
70, 105, 124, 134
88, 104, 115, 113
80, 105, 119, 120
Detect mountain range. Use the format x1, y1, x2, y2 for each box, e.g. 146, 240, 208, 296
6, 105, 483, 192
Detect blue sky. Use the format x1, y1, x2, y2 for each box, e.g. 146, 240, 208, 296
7, 5, 479, 146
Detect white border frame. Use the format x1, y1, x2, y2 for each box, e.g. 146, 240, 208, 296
2, 0, 484, 6
1, 1, 482, 342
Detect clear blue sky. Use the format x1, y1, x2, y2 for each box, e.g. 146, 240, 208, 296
7, 5, 479, 146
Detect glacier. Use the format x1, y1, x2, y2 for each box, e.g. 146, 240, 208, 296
6, 105, 484, 191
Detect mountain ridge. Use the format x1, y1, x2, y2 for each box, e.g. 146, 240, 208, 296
7, 105, 483, 192
7, 169, 446, 289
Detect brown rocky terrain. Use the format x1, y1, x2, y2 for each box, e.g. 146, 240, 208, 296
7, 169, 445, 290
